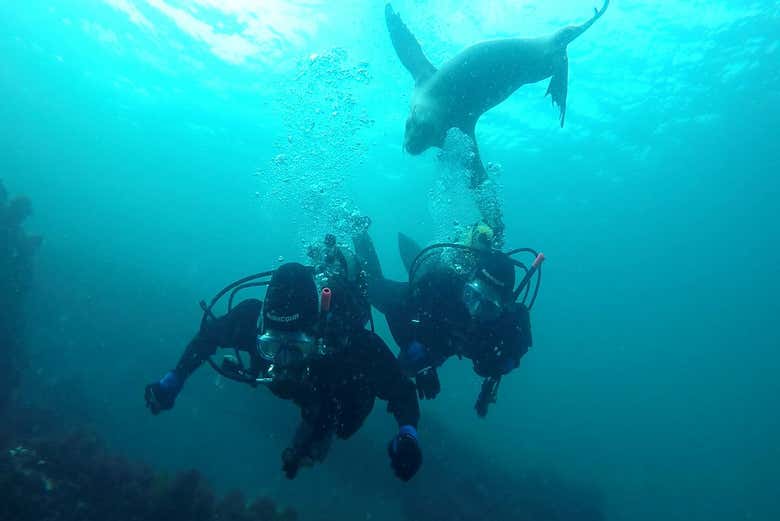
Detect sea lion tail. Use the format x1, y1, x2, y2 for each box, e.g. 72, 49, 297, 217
547, 0, 608, 126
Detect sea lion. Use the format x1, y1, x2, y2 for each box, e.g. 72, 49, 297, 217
385, 1, 609, 186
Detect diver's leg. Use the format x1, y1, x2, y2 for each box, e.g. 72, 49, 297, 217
354, 229, 410, 314
335, 392, 375, 439
370, 278, 409, 316
282, 411, 334, 479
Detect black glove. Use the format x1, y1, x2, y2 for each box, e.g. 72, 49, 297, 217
474, 376, 501, 418
281, 447, 315, 480
388, 425, 422, 481
145, 371, 182, 415
281, 447, 301, 479
415, 367, 440, 400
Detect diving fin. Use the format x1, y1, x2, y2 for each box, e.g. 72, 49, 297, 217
353, 230, 384, 282
398, 232, 422, 274
385, 3, 437, 85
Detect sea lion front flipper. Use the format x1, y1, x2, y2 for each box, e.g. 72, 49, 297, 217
463, 129, 504, 242
545, 51, 569, 127
459, 124, 487, 188
385, 3, 437, 85
398, 232, 422, 274
467, 138, 487, 189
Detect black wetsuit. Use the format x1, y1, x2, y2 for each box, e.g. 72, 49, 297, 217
372, 270, 531, 379
172, 298, 419, 474
354, 232, 532, 381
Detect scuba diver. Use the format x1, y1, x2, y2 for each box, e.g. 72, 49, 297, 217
144, 235, 422, 481
353, 222, 544, 417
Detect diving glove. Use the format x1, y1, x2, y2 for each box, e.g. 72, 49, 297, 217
388, 425, 422, 481
475, 376, 501, 418
281, 447, 315, 480
145, 371, 182, 415
415, 366, 440, 400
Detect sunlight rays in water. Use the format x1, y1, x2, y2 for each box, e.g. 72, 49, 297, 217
104, 0, 326, 65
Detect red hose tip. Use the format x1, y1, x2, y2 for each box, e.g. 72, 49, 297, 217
532, 253, 546, 268
320, 287, 332, 312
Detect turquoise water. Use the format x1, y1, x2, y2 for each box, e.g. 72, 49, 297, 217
2, 1, 779, 520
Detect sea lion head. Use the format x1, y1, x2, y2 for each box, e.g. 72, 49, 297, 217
404, 103, 442, 155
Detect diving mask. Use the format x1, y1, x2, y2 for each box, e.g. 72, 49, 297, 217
462, 278, 503, 321
257, 330, 317, 365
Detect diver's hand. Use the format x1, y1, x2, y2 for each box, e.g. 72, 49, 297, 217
400, 341, 440, 399
144, 371, 182, 415
415, 367, 440, 400
388, 425, 422, 482
281, 448, 301, 479
281, 447, 314, 480
475, 376, 501, 418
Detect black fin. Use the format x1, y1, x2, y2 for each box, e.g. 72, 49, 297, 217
385, 3, 437, 85
353, 231, 384, 281
545, 52, 569, 127
398, 232, 422, 274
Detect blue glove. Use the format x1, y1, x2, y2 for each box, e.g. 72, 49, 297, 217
398, 340, 428, 376
399, 342, 441, 399
498, 355, 519, 375
145, 371, 182, 415
388, 425, 422, 481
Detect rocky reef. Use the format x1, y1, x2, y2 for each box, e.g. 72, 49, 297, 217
402, 463, 604, 521
0, 414, 298, 521
400, 415, 605, 521
0, 182, 296, 521
0, 180, 41, 411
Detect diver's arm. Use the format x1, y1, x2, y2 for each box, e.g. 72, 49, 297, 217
471, 304, 533, 417
503, 302, 533, 369
282, 400, 335, 479
172, 334, 217, 381
145, 298, 262, 414
472, 303, 532, 378
320, 326, 423, 481
360, 330, 423, 481
364, 331, 420, 427
174, 298, 263, 380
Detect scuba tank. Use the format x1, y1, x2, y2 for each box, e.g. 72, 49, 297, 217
407, 242, 544, 311
308, 233, 373, 335
196, 234, 374, 387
